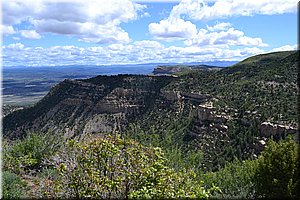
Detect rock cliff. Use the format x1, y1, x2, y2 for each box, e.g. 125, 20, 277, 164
3, 75, 175, 139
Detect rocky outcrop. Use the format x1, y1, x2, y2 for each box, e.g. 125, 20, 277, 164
260, 121, 298, 140
153, 66, 183, 74
181, 92, 209, 103
197, 104, 215, 121
82, 113, 125, 135
160, 90, 182, 101
3, 75, 175, 139
152, 65, 221, 75
183, 101, 230, 146
2, 105, 24, 117
160, 90, 209, 104
255, 139, 267, 153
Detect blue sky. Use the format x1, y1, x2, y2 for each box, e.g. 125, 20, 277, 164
1, 0, 298, 66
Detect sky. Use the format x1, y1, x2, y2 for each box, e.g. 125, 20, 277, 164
1, 0, 298, 67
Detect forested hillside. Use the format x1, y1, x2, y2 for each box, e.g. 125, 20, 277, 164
119, 50, 298, 171
3, 50, 299, 199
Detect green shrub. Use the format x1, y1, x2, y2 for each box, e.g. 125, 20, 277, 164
52, 134, 212, 199
202, 158, 258, 199
34, 167, 62, 198
126, 123, 205, 172
3, 131, 63, 174
2, 171, 27, 199
254, 137, 299, 198
201, 137, 299, 199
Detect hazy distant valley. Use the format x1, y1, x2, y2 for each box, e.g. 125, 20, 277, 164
3, 64, 155, 106
3, 61, 235, 107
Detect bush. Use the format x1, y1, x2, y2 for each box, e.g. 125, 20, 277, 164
126, 123, 205, 172
34, 167, 62, 198
201, 137, 299, 199
254, 137, 299, 198
3, 131, 63, 174
2, 171, 27, 199
202, 158, 258, 199
52, 134, 213, 199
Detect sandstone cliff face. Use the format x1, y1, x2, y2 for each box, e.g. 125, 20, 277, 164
160, 90, 182, 101
3, 75, 175, 139
2, 105, 24, 117
260, 122, 297, 141
4, 74, 233, 157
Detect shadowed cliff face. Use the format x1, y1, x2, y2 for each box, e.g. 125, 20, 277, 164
3, 75, 176, 139
3, 74, 216, 139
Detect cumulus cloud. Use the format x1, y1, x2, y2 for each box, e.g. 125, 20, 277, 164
149, 18, 197, 40
133, 0, 181, 2
2, 0, 145, 44
2, 42, 266, 66
20, 30, 42, 39
185, 27, 267, 47
133, 40, 164, 49
132, 0, 218, 2
1, 25, 16, 35
5, 43, 25, 50
271, 44, 297, 52
149, 0, 268, 46
170, 0, 298, 21
207, 22, 231, 31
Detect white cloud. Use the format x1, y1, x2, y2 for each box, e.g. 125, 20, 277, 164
5, 43, 25, 50
132, 0, 217, 2
271, 44, 297, 52
162, 46, 265, 62
20, 30, 42, 39
149, 18, 197, 40
240, 47, 265, 55
33, 20, 131, 43
141, 12, 151, 18
1, 25, 16, 35
207, 22, 231, 31
2, 0, 145, 44
2, 41, 266, 66
133, 40, 164, 49
170, 0, 298, 21
149, 0, 268, 46
185, 27, 267, 47
132, 0, 181, 2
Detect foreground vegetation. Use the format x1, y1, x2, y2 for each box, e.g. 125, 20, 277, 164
3, 131, 298, 199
